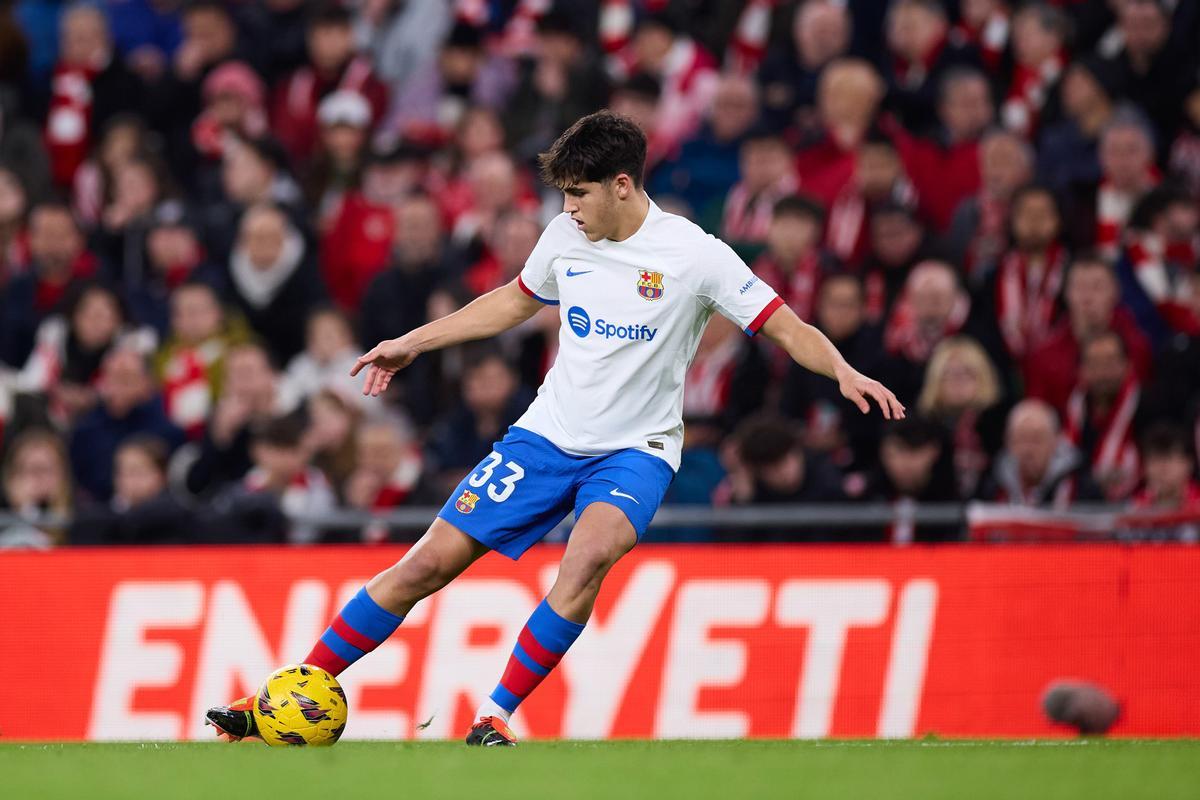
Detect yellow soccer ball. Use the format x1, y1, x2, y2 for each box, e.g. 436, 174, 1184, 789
252, 664, 348, 747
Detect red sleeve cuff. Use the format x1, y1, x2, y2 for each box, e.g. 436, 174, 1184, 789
745, 295, 785, 336
517, 275, 558, 305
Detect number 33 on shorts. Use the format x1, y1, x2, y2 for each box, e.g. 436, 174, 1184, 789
467, 451, 525, 502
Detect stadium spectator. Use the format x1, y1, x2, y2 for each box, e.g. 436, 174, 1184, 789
225, 202, 326, 365
16, 281, 155, 426
857, 415, 961, 542
756, 0, 853, 133
237, 410, 336, 544
67, 434, 192, 545
751, 195, 828, 323
883, 0, 980, 136
682, 315, 769, 434
651, 72, 759, 225
462, 211, 540, 297
1169, 80, 1200, 198
125, 201, 225, 336
796, 58, 885, 205
281, 308, 364, 407
448, 151, 538, 251
425, 350, 532, 495
0, 427, 73, 547
0, 202, 99, 368
1000, 3, 1067, 139
153, 280, 252, 440
182, 342, 296, 498
717, 414, 846, 541
609, 72, 666, 168
386, 21, 514, 140
271, 3, 386, 167
0, 165, 28, 287
1037, 58, 1118, 197
94, 156, 168, 286
916, 336, 1008, 499
68, 347, 183, 502
343, 417, 422, 529
1024, 254, 1151, 415
305, 388, 362, 496
904, 66, 993, 231
950, 0, 1010, 75
70, 114, 154, 227
720, 126, 799, 247
618, 12, 718, 168
992, 184, 1067, 363
504, 10, 610, 165
1103, 0, 1198, 151
781, 273, 884, 475
304, 90, 371, 226
984, 398, 1102, 508
204, 135, 305, 265
882, 260, 974, 404
352, 0, 452, 94
1066, 331, 1142, 501
1127, 423, 1200, 541
826, 128, 918, 267
1091, 109, 1158, 259
1117, 185, 1200, 342
44, 4, 142, 187
0, 90, 51, 210
189, 61, 270, 170
944, 129, 1034, 283
860, 202, 934, 321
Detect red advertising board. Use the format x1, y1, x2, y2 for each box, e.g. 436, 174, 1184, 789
2, 545, 1198, 740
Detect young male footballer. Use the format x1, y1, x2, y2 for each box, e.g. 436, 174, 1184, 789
207, 111, 905, 746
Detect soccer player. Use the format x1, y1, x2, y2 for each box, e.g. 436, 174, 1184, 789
206, 111, 904, 746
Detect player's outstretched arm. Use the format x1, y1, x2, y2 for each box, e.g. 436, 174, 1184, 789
352, 279, 544, 397
760, 304, 906, 420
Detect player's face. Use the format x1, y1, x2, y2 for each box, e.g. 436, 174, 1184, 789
562, 181, 618, 241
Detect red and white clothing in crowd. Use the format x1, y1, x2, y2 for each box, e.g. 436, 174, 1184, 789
0, 229, 29, 288
192, 62, 269, 162
751, 251, 823, 324
995, 243, 1068, 359
1132, 481, 1200, 511
1001, 50, 1065, 138
826, 176, 919, 267
612, 36, 719, 163
890, 32, 949, 91
158, 339, 230, 440
456, 0, 551, 56
44, 63, 101, 187
721, 171, 800, 244
272, 57, 388, 165
884, 291, 971, 363
962, 191, 1011, 279
1096, 171, 1158, 260
31, 251, 100, 317
1064, 375, 1141, 501
682, 329, 743, 420
1123, 231, 1200, 335
319, 191, 396, 312
727, 0, 776, 74
950, 8, 1010, 74
353, 451, 423, 543
901, 136, 981, 233
243, 466, 338, 545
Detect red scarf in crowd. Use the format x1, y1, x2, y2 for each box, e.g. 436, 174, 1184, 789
752, 251, 822, 323
1001, 51, 1065, 138
884, 291, 970, 362
1064, 374, 1141, 501
728, 0, 776, 74
721, 172, 800, 244
161, 339, 226, 440
827, 179, 918, 266
950, 12, 1009, 73
996, 243, 1067, 359
1124, 232, 1200, 335
964, 192, 1009, 279
44, 64, 100, 187
1096, 170, 1158, 260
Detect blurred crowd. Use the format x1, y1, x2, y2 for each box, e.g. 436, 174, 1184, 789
1, 0, 1199, 547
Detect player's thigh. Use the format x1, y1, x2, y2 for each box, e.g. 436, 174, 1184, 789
437, 428, 574, 560
367, 518, 489, 612
572, 449, 675, 546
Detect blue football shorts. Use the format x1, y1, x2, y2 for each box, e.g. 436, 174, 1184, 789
437, 426, 675, 560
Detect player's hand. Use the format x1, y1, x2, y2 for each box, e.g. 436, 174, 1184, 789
837, 367, 906, 420
351, 336, 420, 397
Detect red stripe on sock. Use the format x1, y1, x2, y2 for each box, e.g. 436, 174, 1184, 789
498, 655, 545, 698
331, 615, 380, 653
304, 640, 351, 676
518, 627, 564, 670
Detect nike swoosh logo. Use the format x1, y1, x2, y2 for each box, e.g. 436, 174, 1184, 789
565, 267, 593, 277
609, 488, 639, 504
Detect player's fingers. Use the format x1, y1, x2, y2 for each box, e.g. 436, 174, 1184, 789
867, 385, 893, 419
364, 365, 381, 396
847, 386, 870, 414
350, 347, 377, 377
379, 371, 393, 393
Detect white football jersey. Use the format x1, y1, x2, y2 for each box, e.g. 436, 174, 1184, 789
514, 199, 782, 470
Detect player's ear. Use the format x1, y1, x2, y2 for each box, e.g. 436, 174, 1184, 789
613, 174, 632, 199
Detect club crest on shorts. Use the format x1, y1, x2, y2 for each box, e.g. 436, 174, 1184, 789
455, 489, 479, 514
637, 270, 665, 301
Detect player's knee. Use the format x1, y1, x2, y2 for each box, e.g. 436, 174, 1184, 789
557, 539, 626, 592
379, 547, 452, 603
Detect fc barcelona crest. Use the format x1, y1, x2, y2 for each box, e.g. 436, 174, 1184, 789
637, 270, 665, 301
455, 489, 479, 514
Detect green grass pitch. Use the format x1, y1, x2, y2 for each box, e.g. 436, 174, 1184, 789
2, 740, 1198, 800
